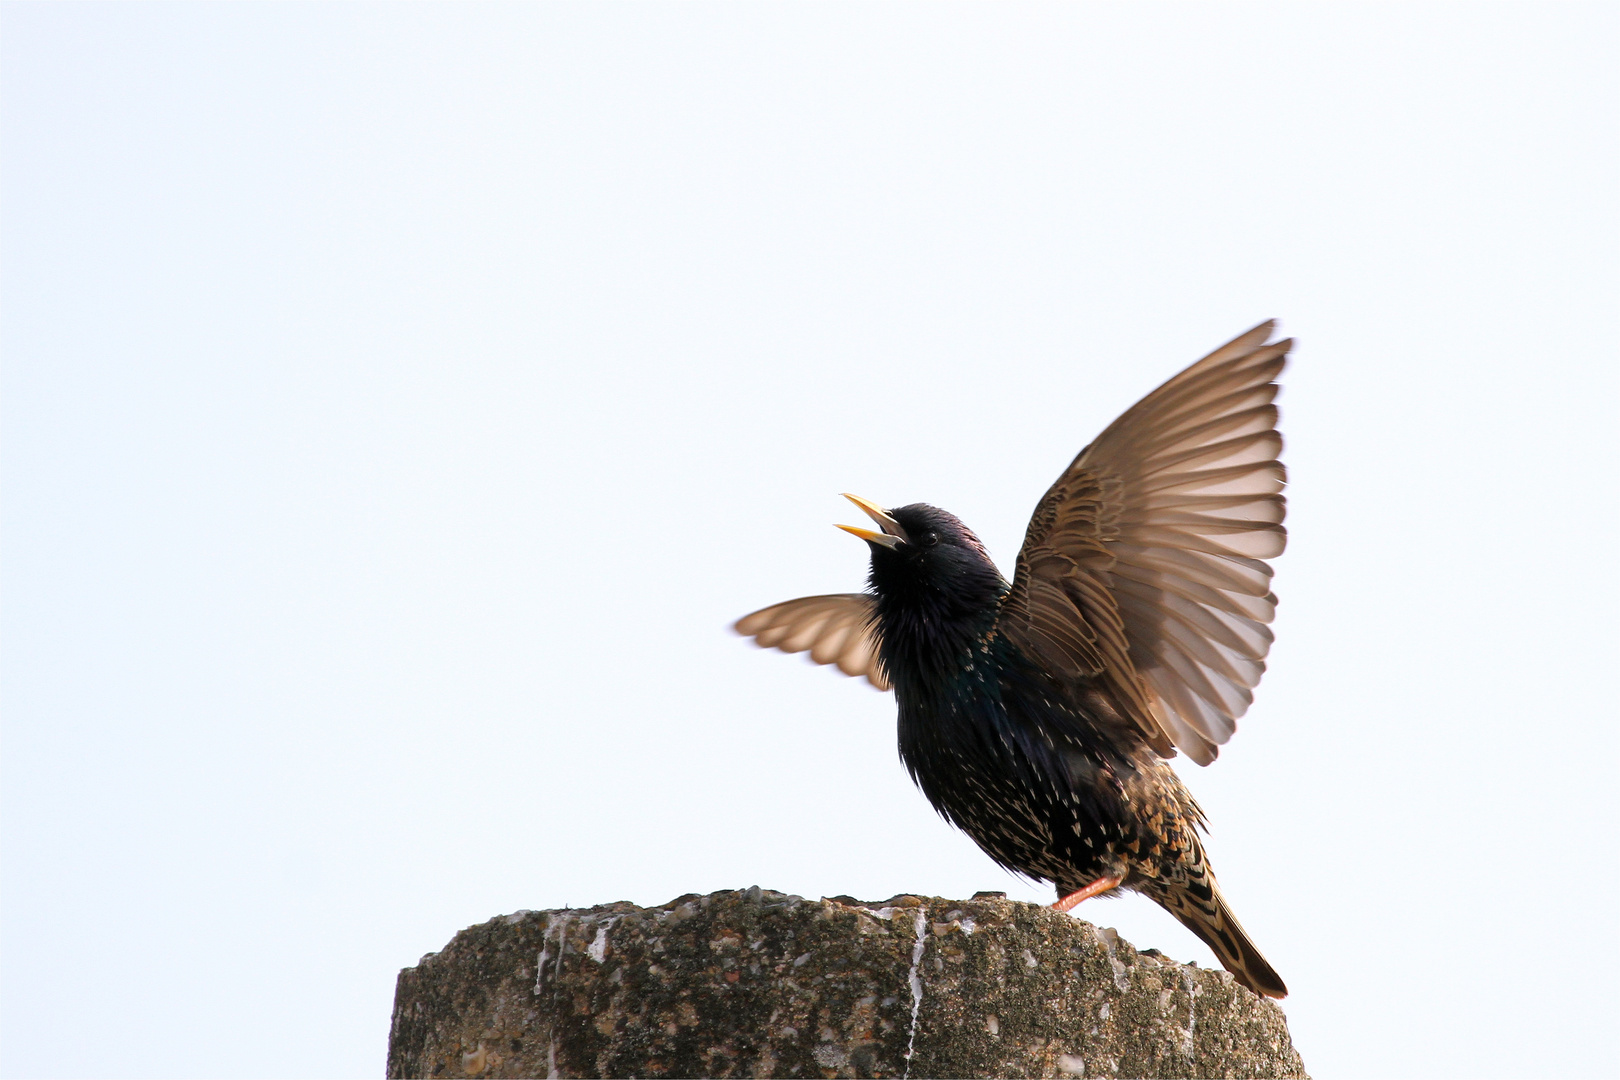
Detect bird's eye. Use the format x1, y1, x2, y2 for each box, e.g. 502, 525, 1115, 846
923, 531, 940, 547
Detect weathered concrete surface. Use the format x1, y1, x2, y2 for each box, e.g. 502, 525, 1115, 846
388, 888, 1305, 1079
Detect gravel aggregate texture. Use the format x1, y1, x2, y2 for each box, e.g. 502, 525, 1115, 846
387, 887, 1305, 1079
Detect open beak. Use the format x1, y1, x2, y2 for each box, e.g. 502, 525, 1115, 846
836, 493, 909, 550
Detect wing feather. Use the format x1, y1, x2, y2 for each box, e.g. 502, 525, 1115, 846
997, 322, 1290, 762
734, 594, 889, 690
834, 628, 881, 679
1111, 542, 1275, 596
1114, 579, 1271, 671
1109, 559, 1278, 622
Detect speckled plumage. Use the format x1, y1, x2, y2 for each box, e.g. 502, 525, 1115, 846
737, 324, 1292, 998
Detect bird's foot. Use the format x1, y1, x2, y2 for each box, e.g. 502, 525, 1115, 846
1052, 875, 1123, 913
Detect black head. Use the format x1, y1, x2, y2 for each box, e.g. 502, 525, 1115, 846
837, 494, 1005, 615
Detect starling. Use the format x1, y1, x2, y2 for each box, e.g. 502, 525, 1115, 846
735, 322, 1291, 999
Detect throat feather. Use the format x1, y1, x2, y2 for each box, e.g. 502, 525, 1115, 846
875, 592, 1000, 696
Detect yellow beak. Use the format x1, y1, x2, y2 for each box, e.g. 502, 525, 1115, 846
836, 493, 909, 549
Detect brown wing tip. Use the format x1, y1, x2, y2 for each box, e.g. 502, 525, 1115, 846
1229, 320, 1277, 350
734, 600, 791, 636
734, 595, 892, 692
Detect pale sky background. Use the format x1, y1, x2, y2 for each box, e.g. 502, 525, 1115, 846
3, 4, 1616, 1078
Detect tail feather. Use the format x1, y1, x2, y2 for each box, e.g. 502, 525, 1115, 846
1155, 879, 1287, 999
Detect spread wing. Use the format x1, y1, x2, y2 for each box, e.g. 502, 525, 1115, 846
997, 322, 1290, 764
733, 594, 889, 691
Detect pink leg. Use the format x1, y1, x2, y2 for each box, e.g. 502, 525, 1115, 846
1051, 875, 1123, 913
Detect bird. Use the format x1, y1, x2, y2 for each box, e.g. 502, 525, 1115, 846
734, 322, 1291, 998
